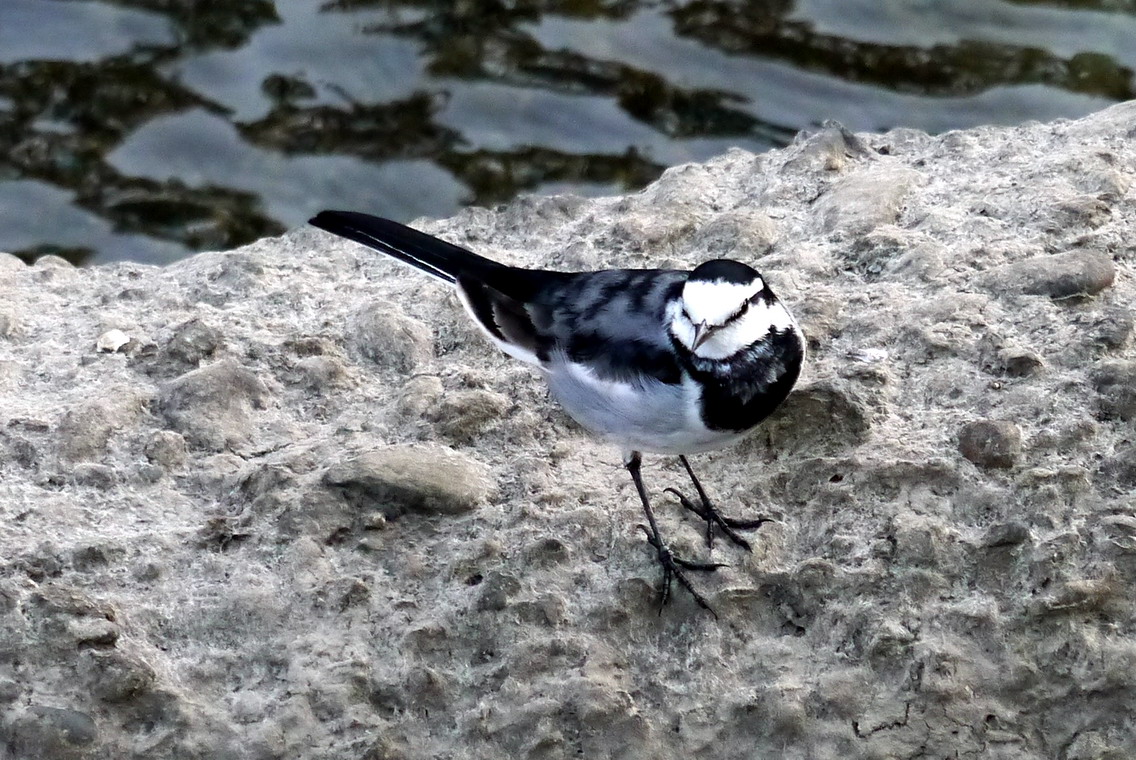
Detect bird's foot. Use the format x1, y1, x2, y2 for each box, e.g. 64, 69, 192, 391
664, 487, 772, 552
638, 525, 724, 617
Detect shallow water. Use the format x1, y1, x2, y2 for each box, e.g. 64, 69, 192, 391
1, 0, 1131, 265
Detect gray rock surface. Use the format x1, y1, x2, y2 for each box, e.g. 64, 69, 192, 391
2, 101, 1136, 758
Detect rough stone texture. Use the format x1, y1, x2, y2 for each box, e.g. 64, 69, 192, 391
1, 103, 1136, 758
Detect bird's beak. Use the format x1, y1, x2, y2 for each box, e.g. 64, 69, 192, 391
692, 321, 712, 351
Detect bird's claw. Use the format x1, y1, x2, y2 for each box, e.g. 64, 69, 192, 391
638, 525, 722, 617
664, 487, 772, 552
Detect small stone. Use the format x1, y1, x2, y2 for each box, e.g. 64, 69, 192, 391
815, 167, 921, 235
323, 444, 494, 516
34, 254, 73, 269
984, 249, 1115, 300
96, 329, 131, 353
886, 241, 946, 281
784, 124, 868, 173
983, 521, 1032, 548
1094, 307, 1135, 351
71, 463, 117, 489
335, 578, 371, 611
1092, 361, 1136, 421
132, 463, 163, 484
475, 571, 521, 612
7, 706, 97, 757
81, 649, 156, 702
1036, 578, 1122, 615
133, 562, 162, 582
349, 301, 433, 372
29, 585, 115, 621
292, 355, 349, 390
71, 544, 119, 571
845, 226, 921, 279
165, 318, 223, 368
958, 420, 1021, 469
1097, 515, 1136, 541
4, 434, 39, 469
0, 310, 18, 338
0, 252, 26, 271
17, 544, 65, 581
159, 360, 270, 451
0, 677, 20, 703
431, 389, 510, 443
396, 375, 444, 418
67, 617, 120, 647
1000, 348, 1043, 378
759, 381, 871, 455
143, 430, 187, 469
525, 536, 570, 566
58, 402, 114, 463
1099, 448, 1136, 488
689, 210, 778, 256
1047, 195, 1111, 230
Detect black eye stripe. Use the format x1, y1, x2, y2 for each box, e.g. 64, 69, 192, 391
721, 300, 750, 326
681, 292, 757, 329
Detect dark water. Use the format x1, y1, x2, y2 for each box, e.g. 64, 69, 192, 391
1, 0, 1132, 266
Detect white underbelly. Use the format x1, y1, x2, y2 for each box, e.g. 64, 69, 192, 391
546, 362, 745, 455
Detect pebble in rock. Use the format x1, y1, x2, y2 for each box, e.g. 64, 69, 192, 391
5, 705, 97, 758
430, 389, 511, 443
81, 649, 156, 703
761, 380, 872, 455
71, 462, 117, 489
164, 318, 223, 368
687, 210, 778, 256
815, 166, 921, 235
1093, 307, 1134, 351
158, 360, 270, 451
1092, 361, 1136, 421
57, 402, 114, 462
143, 430, 188, 470
348, 300, 433, 373
958, 420, 1022, 469
323, 444, 494, 516
984, 249, 1115, 300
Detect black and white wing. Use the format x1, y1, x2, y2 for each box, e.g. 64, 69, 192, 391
309, 211, 686, 383
526, 269, 687, 385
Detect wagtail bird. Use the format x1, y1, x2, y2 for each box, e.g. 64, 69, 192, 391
309, 210, 805, 614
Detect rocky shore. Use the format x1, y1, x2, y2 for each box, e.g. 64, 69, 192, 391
1, 102, 1135, 759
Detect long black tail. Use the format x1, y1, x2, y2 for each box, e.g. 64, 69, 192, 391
308, 210, 504, 284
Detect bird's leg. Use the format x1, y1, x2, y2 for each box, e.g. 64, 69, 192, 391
665, 455, 772, 552
625, 451, 723, 617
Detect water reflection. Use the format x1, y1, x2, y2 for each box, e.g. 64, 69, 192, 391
0, 0, 1131, 265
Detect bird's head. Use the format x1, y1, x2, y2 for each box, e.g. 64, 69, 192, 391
669, 259, 789, 359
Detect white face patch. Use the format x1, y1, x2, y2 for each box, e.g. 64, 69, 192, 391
669, 278, 798, 360
680, 278, 764, 327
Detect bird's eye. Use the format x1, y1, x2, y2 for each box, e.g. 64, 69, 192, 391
681, 307, 692, 322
